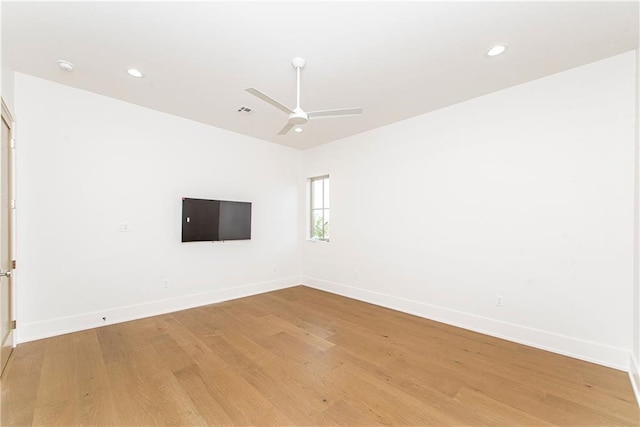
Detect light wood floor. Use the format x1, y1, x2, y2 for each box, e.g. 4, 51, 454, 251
1, 286, 638, 426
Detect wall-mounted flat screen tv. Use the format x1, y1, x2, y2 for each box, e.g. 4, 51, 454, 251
182, 198, 252, 242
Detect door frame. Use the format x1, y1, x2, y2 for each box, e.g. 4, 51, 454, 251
1, 97, 16, 367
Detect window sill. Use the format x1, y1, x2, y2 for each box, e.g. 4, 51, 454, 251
307, 238, 330, 243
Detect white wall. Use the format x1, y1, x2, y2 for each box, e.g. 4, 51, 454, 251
302, 51, 636, 370
14, 73, 302, 342
1, 4, 16, 114
631, 48, 640, 402
1, 65, 14, 113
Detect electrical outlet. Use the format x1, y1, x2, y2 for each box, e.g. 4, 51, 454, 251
355, 269, 360, 279
118, 223, 129, 232
162, 279, 169, 288
496, 295, 504, 307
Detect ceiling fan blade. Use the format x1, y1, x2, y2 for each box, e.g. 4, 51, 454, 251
307, 107, 363, 119
277, 122, 295, 135
245, 88, 294, 114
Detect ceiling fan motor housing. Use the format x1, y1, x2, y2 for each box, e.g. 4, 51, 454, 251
291, 57, 306, 69
289, 109, 308, 124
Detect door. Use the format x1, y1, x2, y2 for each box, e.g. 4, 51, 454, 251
0, 99, 14, 376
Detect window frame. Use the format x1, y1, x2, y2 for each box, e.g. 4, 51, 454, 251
308, 174, 330, 242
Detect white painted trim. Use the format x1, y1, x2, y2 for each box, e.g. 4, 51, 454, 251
303, 276, 630, 371
1, 97, 17, 352
17, 277, 302, 343
630, 355, 640, 409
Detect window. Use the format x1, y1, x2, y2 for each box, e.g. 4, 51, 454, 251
309, 175, 330, 241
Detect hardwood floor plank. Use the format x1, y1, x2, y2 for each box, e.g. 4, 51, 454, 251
261, 331, 343, 375
327, 365, 453, 425
167, 316, 296, 425
32, 399, 77, 426
240, 293, 338, 339
453, 386, 553, 425
326, 345, 465, 411
149, 333, 196, 374
172, 364, 236, 426
322, 399, 387, 426
33, 334, 78, 424
583, 365, 640, 401
204, 331, 337, 425
126, 344, 209, 425
95, 323, 133, 364
74, 330, 122, 426
0, 340, 46, 426
2, 285, 638, 426
102, 360, 160, 426
542, 392, 638, 426
259, 314, 335, 351
466, 369, 636, 426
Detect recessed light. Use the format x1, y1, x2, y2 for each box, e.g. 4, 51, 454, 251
294, 127, 303, 133
57, 60, 74, 72
486, 45, 507, 57
127, 68, 144, 78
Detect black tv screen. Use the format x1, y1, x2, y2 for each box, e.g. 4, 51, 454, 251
219, 201, 252, 240
182, 198, 251, 242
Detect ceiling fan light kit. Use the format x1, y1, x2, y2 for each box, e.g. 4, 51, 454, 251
246, 57, 363, 135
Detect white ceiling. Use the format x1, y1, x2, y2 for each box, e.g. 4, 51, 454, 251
2, 1, 638, 150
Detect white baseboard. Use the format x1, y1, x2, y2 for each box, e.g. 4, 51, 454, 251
303, 276, 630, 371
630, 355, 640, 408
18, 277, 302, 343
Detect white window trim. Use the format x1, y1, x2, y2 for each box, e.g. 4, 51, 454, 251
308, 174, 330, 242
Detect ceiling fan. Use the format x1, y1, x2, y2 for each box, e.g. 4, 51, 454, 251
245, 57, 363, 135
